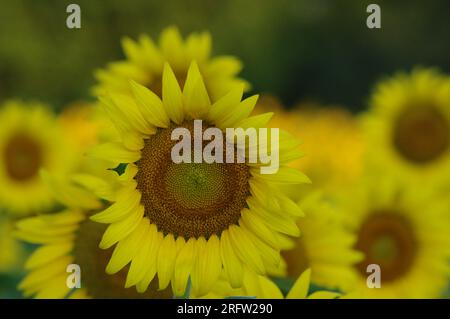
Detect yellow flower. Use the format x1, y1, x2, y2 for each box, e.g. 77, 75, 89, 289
256, 98, 365, 194
339, 175, 450, 298
362, 68, 450, 185
203, 269, 341, 299
15, 209, 173, 299
0, 101, 76, 215
93, 26, 249, 101
88, 61, 308, 297
281, 192, 363, 292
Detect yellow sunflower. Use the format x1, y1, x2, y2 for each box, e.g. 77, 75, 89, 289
202, 269, 341, 299
338, 175, 450, 298
0, 101, 75, 215
88, 61, 308, 297
93, 26, 249, 101
15, 208, 173, 299
362, 68, 450, 185
256, 98, 365, 195
280, 192, 363, 292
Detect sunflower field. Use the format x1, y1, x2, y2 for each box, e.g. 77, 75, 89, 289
0, 0, 449, 301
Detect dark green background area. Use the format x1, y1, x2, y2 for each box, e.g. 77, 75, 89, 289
0, 0, 450, 112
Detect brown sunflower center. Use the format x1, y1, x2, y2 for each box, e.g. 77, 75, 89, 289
135, 120, 250, 239
393, 106, 449, 164
73, 220, 172, 299
3, 133, 43, 181
355, 211, 417, 283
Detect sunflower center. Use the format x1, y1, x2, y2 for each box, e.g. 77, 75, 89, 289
135, 120, 250, 239
3, 133, 42, 181
73, 220, 172, 298
355, 211, 417, 283
393, 106, 449, 164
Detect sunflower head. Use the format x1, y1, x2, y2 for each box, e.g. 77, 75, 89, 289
89, 59, 308, 297
93, 26, 249, 102
363, 68, 450, 183
339, 175, 450, 298
0, 101, 76, 215
281, 192, 363, 292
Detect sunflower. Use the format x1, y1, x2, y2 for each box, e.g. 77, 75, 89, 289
256, 98, 365, 195
202, 269, 341, 299
88, 61, 308, 297
280, 192, 363, 292
15, 208, 173, 299
0, 101, 75, 215
362, 68, 450, 185
93, 26, 249, 102
339, 176, 450, 298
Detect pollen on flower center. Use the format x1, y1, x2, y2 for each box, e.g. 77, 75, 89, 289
393, 106, 449, 164
355, 211, 417, 282
135, 120, 251, 239
73, 220, 172, 299
3, 133, 42, 181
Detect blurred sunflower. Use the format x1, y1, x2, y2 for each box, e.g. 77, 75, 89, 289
88, 61, 308, 297
363, 68, 450, 185
0, 101, 75, 215
280, 192, 363, 292
256, 97, 364, 194
339, 176, 450, 298
203, 269, 340, 299
15, 209, 172, 299
93, 26, 249, 101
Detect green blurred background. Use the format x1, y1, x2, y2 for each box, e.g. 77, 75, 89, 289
1, 0, 450, 112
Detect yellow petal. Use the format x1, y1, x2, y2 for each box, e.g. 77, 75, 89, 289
130, 80, 170, 128
109, 93, 155, 135
220, 229, 243, 289
136, 226, 162, 293
19, 255, 73, 291
157, 234, 177, 290
191, 235, 221, 297
162, 63, 184, 124
206, 56, 243, 77
228, 225, 265, 275
240, 209, 279, 249
105, 217, 149, 274
35, 274, 71, 299
183, 61, 210, 118
286, 269, 311, 299
172, 238, 196, 296
186, 32, 211, 63
89, 142, 140, 166
90, 187, 141, 224
99, 205, 144, 249
208, 85, 244, 123
217, 95, 258, 129
247, 197, 300, 237
125, 219, 153, 287
159, 26, 186, 70
25, 242, 73, 270
235, 112, 274, 129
